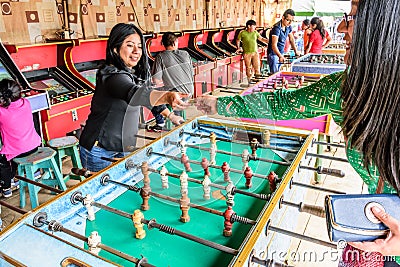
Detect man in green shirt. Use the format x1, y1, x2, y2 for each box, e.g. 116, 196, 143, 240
236, 20, 268, 85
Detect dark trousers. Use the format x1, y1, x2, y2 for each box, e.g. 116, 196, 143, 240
151, 105, 166, 125
0, 147, 38, 189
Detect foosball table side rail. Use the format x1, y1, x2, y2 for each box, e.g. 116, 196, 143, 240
231, 129, 319, 266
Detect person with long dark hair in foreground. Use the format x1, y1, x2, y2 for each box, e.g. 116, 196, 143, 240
195, 0, 400, 265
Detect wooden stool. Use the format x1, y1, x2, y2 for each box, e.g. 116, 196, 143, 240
14, 147, 67, 209
47, 136, 83, 182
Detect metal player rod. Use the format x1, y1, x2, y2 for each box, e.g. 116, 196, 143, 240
150, 150, 345, 178
71, 193, 239, 255
167, 140, 289, 166
312, 139, 345, 148
218, 89, 241, 94
100, 175, 256, 225
280, 199, 326, 218
135, 134, 157, 140
216, 85, 243, 91
291, 181, 346, 195
32, 212, 154, 267
306, 152, 348, 163
124, 160, 270, 200
0, 251, 27, 267
141, 218, 239, 255
197, 125, 302, 142
145, 165, 271, 200
180, 132, 299, 153
267, 224, 337, 249
0, 200, 27, 214
15, 175, 63, 194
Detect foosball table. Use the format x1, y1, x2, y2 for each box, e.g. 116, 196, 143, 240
322, 43, 346, 55
0, 117, 341, 267
291, 54, 346, 74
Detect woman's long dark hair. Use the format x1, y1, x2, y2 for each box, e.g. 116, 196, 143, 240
342, 0, 400, 193
105, 23, 150, 81
310, 17, 325, 40
0, 78, 22, 107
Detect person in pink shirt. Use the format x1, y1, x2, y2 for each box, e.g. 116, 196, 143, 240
0, 79, 41, 197
305, 17, 332, 54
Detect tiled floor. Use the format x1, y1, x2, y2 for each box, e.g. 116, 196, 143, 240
0, 81, 367, 266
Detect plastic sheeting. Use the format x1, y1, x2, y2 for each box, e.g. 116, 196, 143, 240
292, 0, 351, 17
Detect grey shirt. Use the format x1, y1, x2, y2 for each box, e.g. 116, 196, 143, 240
151, 50, 194, 95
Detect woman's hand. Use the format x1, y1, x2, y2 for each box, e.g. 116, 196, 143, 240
348, 206, 400, 256
194, 95, 218, 115
151, 91, 190, 110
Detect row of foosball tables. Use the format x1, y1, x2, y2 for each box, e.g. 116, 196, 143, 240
0, 52, 348, 266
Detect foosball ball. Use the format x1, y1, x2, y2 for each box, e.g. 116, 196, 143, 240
0, 117, 342, 267
291, 54, 346, 74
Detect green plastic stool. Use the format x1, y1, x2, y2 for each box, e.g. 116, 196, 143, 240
165, 107, 186, 130
47, 136, 83, 182
14, 147, 67, 209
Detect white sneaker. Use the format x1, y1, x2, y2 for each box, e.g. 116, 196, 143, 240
11, 178, 19, 190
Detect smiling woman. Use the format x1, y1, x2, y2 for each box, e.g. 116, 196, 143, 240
78, 23, 189, 172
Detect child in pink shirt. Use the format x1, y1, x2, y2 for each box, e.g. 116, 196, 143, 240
0, 79, 41, 197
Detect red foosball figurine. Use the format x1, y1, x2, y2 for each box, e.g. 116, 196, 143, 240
268, 171, 278, 192
221, 162, 230, 182
201, 158, 210, 176
223, 206, 235, 237
181, 154, 192, 172
244, 166, 253, 188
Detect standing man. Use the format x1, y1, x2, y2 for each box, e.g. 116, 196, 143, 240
236, 20, 268, 85
148, 32, 193, 132
267, 9, 301, 74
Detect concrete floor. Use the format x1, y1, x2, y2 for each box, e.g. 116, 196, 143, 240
0, 80, 366, 267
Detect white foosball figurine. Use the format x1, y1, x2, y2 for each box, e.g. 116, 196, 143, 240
132, 209, 146, 239
263, 129, 271, 146
180, 171, 189, 196
225, 181, 235, 207
202, 174, 211, 199
179, 140, 187, 155
88, 231, 102, 255
160, 165, 168, 189
84, 194, 95, 221
209, 132, 217, 165
241, 149, 249, 171
209, 143, 217, 165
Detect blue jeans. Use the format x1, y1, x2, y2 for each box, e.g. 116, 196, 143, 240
79, 145, 128, 172
267, 54, 281, 74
